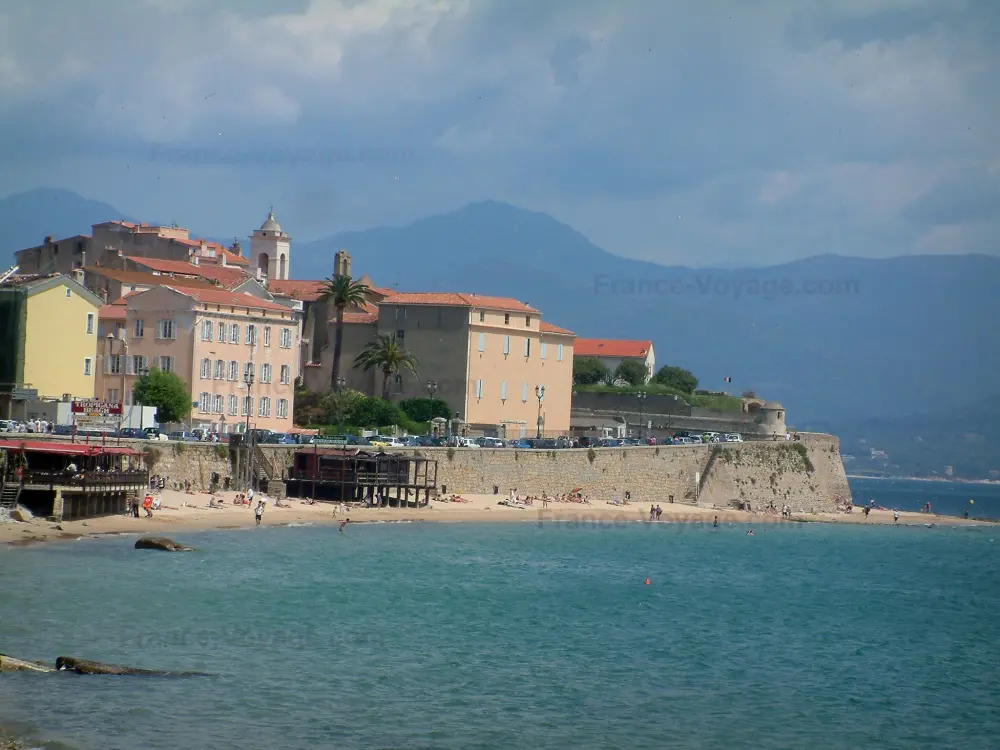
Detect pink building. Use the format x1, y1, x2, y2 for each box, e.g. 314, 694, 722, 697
110, 286, 301, 433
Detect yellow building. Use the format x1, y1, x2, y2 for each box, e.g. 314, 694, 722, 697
0, 273, 102, 415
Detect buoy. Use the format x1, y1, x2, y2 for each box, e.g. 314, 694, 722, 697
644, 577, 651, 585
970, 499, 975, 505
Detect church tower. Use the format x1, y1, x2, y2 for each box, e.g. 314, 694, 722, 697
250, 209, 291, 281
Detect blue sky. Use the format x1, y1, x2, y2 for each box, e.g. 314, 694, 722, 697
1, 0, 997, 265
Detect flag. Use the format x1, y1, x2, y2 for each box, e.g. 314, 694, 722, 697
723, 376, 732, 383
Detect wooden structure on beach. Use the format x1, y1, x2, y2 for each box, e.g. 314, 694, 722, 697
284, 447, 437, 506
0, 439, 148, 521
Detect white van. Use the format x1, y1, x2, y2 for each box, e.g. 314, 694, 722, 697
724, 433, 744, 443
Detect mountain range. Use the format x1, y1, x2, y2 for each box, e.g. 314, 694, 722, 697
3, 188, 999, 468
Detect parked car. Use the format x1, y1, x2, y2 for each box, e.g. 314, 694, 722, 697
168, 430, 199, 442
723, 433, 744, 443
475, 436, 505, 448
117, 427, 147, 439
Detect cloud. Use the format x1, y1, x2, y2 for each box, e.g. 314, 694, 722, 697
0, 0, 996, 264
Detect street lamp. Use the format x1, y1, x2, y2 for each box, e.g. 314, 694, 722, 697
334, 377, 346, 434
535, 384, 545, 439
244, 368, 256, 436
636, 391, 647, 441
426, 380, 437, 399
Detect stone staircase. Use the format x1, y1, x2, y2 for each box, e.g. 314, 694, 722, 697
0, 480, 21, 520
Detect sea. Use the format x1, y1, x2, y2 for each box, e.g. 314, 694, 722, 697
1, 478, 999, 750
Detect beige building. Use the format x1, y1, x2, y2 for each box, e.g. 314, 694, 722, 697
302, 290, 576, 437
99, 286, 301, 433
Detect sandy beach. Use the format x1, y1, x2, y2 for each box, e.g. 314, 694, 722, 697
0, 488, 986, 547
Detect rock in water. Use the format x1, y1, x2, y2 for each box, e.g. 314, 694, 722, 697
54, 656, 209, 676
0, 654, 55, 672
134, 537, 194, 552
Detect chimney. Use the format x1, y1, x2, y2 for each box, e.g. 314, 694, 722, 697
80, 251, 86, 267
70, 267, 84, 286
44, 235, 53, 245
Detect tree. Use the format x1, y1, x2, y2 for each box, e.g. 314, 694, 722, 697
573, 357, 609, 385
321, 274, 372, 391
353, 333, 420, 399
347, 397, 406, 429
741, 389, 757, 399
652, 365, 698, 394
398, 397, 450, 423
133, 368, 191, 424
615, 360, 649, 386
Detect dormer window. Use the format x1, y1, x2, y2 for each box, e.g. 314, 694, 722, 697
504, 313, 510, 325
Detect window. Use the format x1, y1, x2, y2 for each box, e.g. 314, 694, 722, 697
214, 394, 223, 413
475, 379, 483, 399
244, 362, 254, 381
129, 354, 148, 374
504, 313, 510, 325
242, 396, 252, 416
158, 356, 174, 373
228, 395, 239, 416
503, 335, 510, 355
86, 313, 95, 334
258, 397, 271, 418
557, 344, 564, 362
396, 329, 404, 343
395, 307, 407, 319
65, 287, 72, 298
106, 354, 123, 374
229, 323, 239, 343
478, 333, 485, 352
524, 338, 531, 357
260, 363, 272, 383
525, 315, 531, 327
279, 328, 292, 348
245, 324, 257, 346
83, 357, 92, 376
521, 382, 528, 402
201, 320, 213, 341
215, 359, 224, 379
280, 365, 290, 385
500, 381, 507, 401
199, 392, 210, 413
228, 361, 238, 381
200, 358, 211, 379
277, 399, 289, 418
218, 322, 226, 341
107, 389, 119, 403
134, 319, 144, 338
156, 319, 176, 339
540, 342, 547, 360
479, 311, 485, 323
263, 326, 271, 347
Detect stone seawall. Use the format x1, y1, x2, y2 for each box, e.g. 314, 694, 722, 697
134, 433, 851, 513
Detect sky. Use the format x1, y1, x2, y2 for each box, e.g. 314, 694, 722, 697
0, 0, 997, 266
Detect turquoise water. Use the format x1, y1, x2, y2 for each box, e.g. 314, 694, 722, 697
2, 519, 999, 749
848, 477, 1000, 519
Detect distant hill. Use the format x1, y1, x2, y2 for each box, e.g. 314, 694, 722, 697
3, 190, 998, 427
803, 396, 1000, 479
0, 188, 132, 258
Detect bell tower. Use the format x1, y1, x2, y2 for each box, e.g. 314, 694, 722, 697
250, 208, 291, 281
334, 249, 352, 277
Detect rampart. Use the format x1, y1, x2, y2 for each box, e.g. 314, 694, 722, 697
137, 432, 850, 513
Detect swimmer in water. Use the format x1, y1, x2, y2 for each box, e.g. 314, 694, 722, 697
340, 518, 349, 533
746, 529, 754, 536
713, 516, 719, 528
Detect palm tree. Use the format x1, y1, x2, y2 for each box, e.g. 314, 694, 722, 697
321, 274, 372, 391
354, 333, 419, 399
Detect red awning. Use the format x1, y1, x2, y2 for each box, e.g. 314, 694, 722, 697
0, 440, 142, 457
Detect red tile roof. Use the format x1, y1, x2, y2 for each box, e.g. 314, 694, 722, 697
574, 339, 653, 358
98, 304, 127, 321
380, 292, 537, 313
269, 280, 327, 302
164, 287, 290, 313
540, 321, 575, 336
126, 257, 249, 288
84, 267, 214, 289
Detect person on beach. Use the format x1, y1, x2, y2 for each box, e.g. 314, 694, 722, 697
713, 516, 719, 528
340, 518, 349, 533
893, 509, 900, 524
254, 501, 264, 526
863, 505, 871, 521
649, 505, 656, 522
655, 505, 662, 520
964, 508, 969, 519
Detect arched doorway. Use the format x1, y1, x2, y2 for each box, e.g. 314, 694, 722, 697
257, 253, 269, 276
